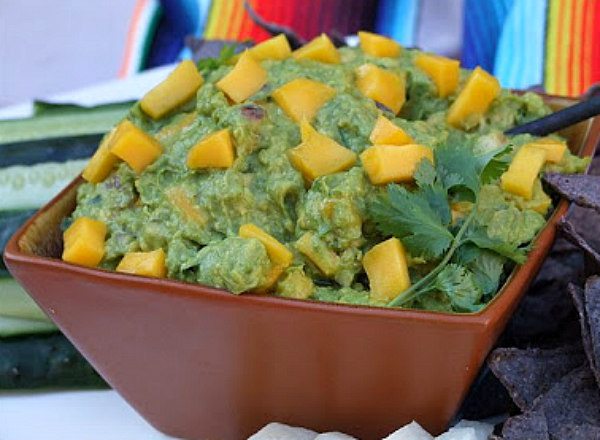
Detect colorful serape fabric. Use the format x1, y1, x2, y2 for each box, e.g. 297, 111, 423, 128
119, 0, 600, 97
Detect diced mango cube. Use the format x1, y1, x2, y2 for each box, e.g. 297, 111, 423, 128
166, 186, 207, 226
356, 64, 406, 114
140, 60, 204, 119
358, 31, 402, 58
249, 34, 292, 60
296, 232, 340, 277
447, 66, 500, 128
62, 217, 107, 268
524, 138, 567, 164
288, 121, 357, 181
82, 128, 119, 183
110, 120, 163, 174
500, 146, 547, 199
369, 115, 414, 145
216, 51, 267, 103
360, 144, 433, 185
293, 34, 340, 63
116, 249, 167, 278
363, 237, 411, 302
252, 264, 286, 293
187, 128, 235, 169
239, 223, 293, 268
272, 78, 336, 123
414, 53, 460, 98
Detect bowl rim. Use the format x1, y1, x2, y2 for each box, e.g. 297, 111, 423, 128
4, 94, 600, 328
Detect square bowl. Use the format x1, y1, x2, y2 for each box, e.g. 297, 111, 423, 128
4, 95, 600, 439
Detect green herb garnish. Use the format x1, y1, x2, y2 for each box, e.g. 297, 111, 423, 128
369, 134, 528, 311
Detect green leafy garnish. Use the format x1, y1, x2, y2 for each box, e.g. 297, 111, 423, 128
197, 45, 237, 75
368, 133, 533, 311
370, 184, 453, 259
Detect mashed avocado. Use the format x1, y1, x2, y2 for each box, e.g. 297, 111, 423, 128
71, 43, 588, 311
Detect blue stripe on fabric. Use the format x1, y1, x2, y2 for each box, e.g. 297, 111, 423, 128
461, 0, 514, 71
494, 0, 546, 89
375, 0, 420, 46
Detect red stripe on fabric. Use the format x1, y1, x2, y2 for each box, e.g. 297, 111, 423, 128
580, 0, 590, 91
591, 0, 600, 85
118, 0, 148, 78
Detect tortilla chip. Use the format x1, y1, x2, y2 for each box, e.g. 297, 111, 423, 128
502, 410, 549, 440
543, 173, 600, 213
584, 277, 600, 387
554, 423, 600, 440
558, 219, 600, 273
569, 282, 600, 389
489, 345, 585, 411
537, 366, 600, 433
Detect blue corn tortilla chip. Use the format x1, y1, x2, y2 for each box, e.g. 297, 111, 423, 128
558, 219, 600, 274
502, 366, 600, 440
502, 409, 549, 440
488, 345, 585, 411
543, 173, 600, 213
554, 423, 600, 439
584, 277, 600, 387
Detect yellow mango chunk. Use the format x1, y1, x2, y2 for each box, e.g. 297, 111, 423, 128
166, 186, 207, 226
62, 217, 107, 268
253, 264, 286, 293
447, 66, 501, 128
140, 60, 203, 120
82, 128, 119, 183
369, 115, 414, 145
524, 138, 567, 164
116, 249, 167, 278
249, 34, 292, 60
187, 128, 235, 169
358, 31, 402, 58
293, 34, 340, 63
360, 144, 433, 185
363, 237, 411, 302
296, 232, 340, 277
216, 51, 267, 103
272, 78, 336, 123
356, 64, 406, 114
414, 53, 460, 98
288, 121, 357, 181
500, 146, 547, 199
239, 223, 293, 268
110, 120, 163, 174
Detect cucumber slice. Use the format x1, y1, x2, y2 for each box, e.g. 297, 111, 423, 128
0, 316, 57, 338
0, 102, 131, 144
0, 209, 36, 276
0, 278, 50, 322
0, 159, 87, 210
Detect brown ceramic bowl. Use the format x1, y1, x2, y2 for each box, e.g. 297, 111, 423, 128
4, 95, 600, 440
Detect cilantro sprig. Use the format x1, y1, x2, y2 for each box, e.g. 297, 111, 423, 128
368, 133, 521, 310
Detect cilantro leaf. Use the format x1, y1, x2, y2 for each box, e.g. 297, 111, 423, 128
414, 159, 452, 226
431, 264, 483, 312
455, 244, 506, 296
434, 132, 480, 196
197, 45, 238, 75
478, 145, 512, 184
370, 184, 454, 259
464, 227, 527, 264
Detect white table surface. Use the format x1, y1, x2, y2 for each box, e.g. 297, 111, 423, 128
0, 66, 180, 440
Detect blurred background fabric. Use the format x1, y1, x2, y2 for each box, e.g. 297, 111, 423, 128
1, 0, 599, 106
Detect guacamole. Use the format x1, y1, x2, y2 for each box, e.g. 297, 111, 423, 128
70, 40, 588, 312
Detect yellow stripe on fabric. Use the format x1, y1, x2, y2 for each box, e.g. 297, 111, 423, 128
570, 0, 585, 95
557, 0, 573, 95
217, 0, 234, 39
227, 0, 245, 40
545, 0, 560, 93
205, 0, 224, 38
